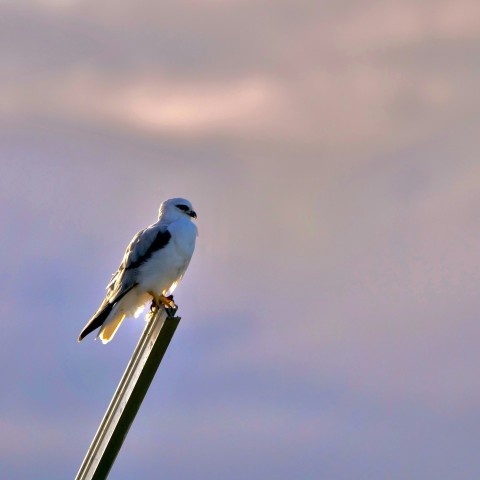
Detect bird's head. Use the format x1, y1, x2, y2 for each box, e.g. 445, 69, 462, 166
158, 197, 197, 222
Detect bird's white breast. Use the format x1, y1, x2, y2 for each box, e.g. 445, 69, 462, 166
139, 218, 197, 295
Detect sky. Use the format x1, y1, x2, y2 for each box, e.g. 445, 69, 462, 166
1, 0, 480, 478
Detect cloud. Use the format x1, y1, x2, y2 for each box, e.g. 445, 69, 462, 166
2, 69, 281, 137
2, 0, 479, 155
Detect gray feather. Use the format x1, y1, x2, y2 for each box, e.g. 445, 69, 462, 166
106, 225, 171, 301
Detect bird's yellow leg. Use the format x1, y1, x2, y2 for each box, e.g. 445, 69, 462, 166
148, 291, 161, 312
159, 294, 176, 309
148, 292, 176, 311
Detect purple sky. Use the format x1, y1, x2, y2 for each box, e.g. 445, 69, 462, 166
1, 1, 480, 479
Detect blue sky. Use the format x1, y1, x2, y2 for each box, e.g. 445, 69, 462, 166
1, 1, 480, 479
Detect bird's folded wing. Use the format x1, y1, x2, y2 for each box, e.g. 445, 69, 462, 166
106, 223, 172, 302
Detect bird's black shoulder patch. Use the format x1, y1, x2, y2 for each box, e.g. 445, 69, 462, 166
126, 229, 171, 270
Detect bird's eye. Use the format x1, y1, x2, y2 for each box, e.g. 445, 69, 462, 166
176, 204, 189, 212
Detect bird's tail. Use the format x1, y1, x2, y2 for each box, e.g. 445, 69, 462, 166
78, 285, 137, 343
98, 312, 126, 344
77, 301, 114, 342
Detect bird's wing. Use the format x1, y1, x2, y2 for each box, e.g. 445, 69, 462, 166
106, 223, 172, 302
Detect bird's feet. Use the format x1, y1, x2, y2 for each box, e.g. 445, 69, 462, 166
162, 294, 178, 317
149, 292, 177, 317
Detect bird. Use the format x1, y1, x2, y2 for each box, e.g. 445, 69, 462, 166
78, 197, 198, 344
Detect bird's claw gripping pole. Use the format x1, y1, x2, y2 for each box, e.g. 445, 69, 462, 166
149, 294, 177, 316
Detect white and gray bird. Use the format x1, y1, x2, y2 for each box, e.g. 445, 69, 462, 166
78, 198, 198, 344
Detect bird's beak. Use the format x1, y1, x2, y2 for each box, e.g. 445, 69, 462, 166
189, 210, 197, 219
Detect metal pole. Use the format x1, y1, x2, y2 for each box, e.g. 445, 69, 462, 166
75, 308, 180, 480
